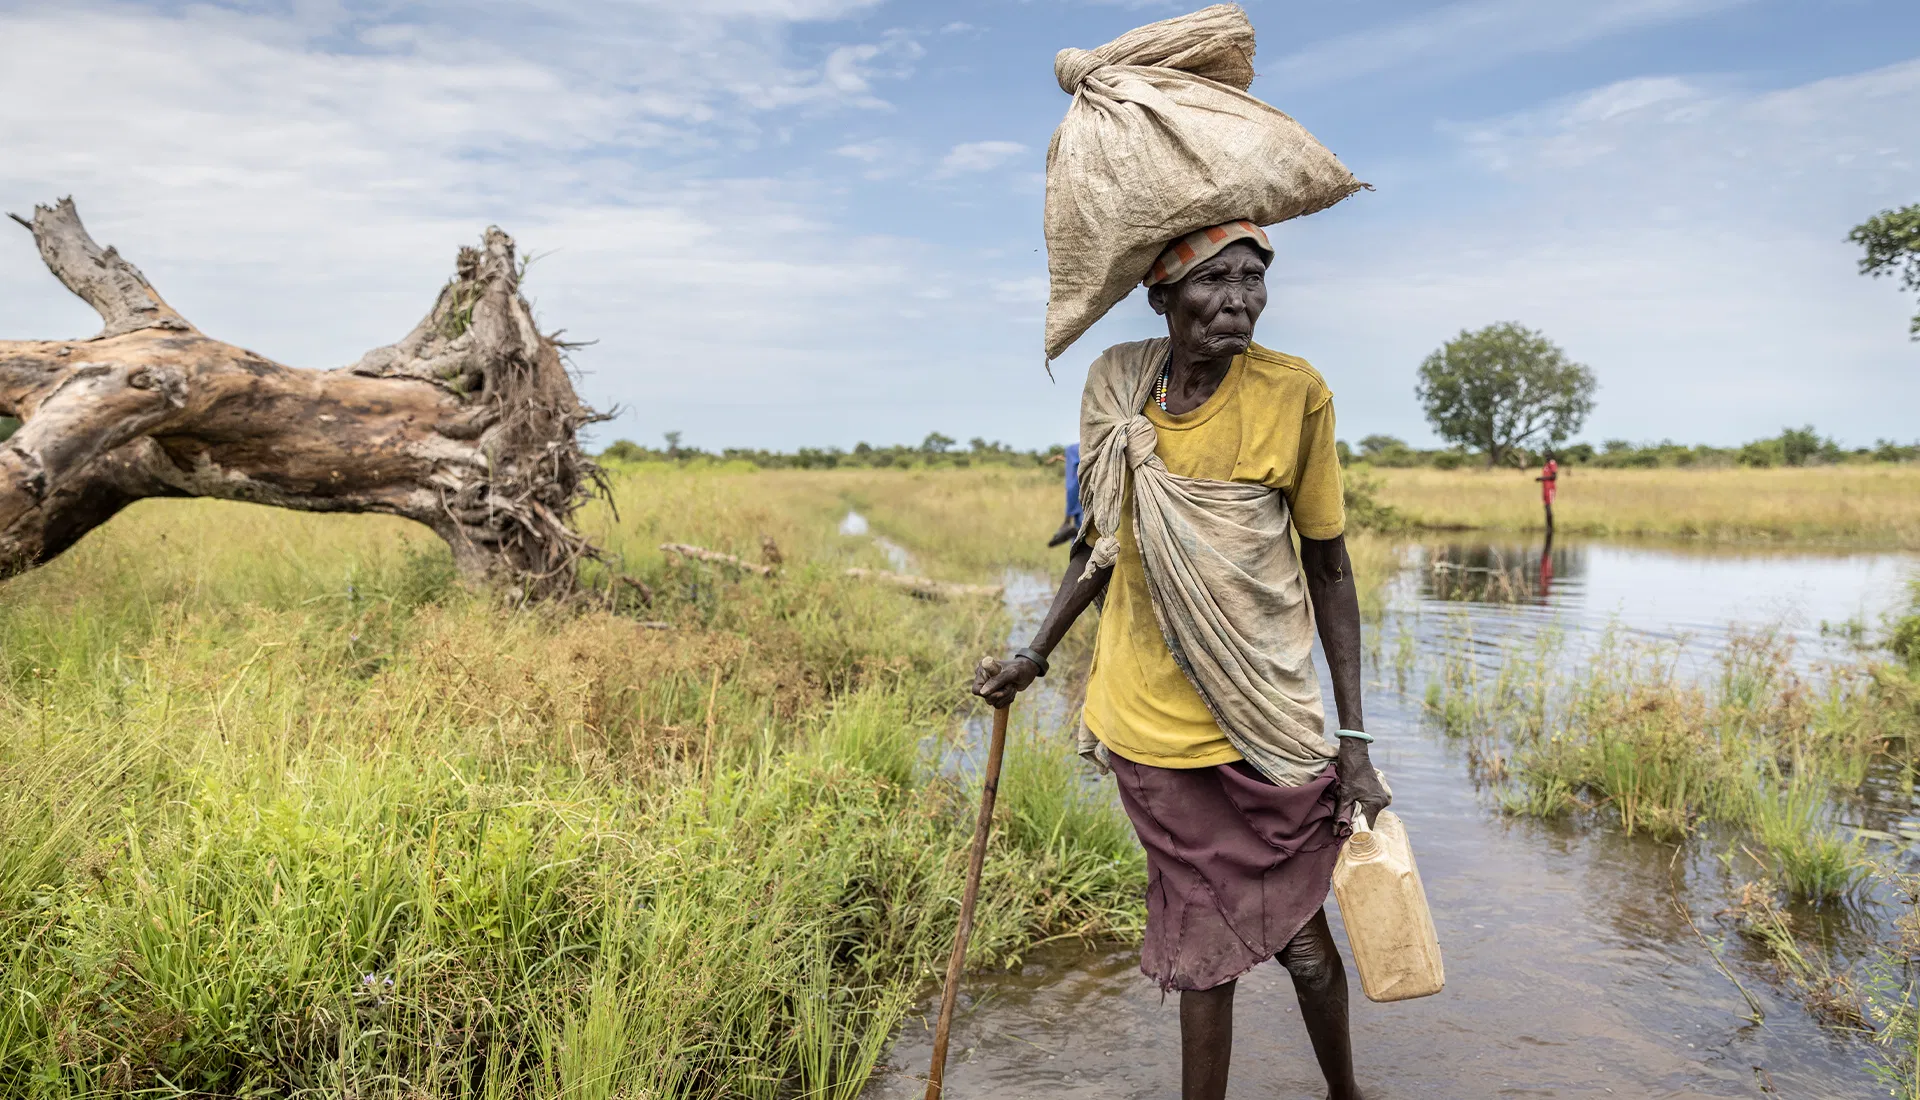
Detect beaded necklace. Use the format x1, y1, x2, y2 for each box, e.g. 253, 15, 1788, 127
1154, 354, 1172, 412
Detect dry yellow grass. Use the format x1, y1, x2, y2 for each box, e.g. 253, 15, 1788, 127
588, 461, 1397, 607
1370, 464, 1920, 544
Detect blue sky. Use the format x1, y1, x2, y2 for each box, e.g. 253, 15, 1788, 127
2, 0, 1916, 452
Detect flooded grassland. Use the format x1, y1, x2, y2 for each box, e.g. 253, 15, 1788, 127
869, 532, 1920, 1100
2, 462, 1915, 1099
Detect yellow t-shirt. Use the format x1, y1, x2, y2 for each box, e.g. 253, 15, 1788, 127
1081, 344, 1346, 768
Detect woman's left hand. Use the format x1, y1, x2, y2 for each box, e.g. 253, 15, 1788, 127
1335, 739, 1391, 826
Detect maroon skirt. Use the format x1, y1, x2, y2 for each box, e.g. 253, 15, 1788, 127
1109, 754, 1348, 992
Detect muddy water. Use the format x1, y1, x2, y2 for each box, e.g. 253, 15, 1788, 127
840, 510, 914, 573
866, 537, 1918, 1100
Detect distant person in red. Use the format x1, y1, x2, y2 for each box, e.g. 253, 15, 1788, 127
1535, 454, 1559, 532
1534, 453, 1559, 595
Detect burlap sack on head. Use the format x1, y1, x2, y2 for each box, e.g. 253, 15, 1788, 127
1044, 4, 1367, 362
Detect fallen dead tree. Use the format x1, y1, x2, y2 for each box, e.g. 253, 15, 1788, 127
0, 199, 604, 596
844, 567, 1003, 601
660, 542, 775, 577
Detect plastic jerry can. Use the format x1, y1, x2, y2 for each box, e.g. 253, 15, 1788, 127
1331, 809, 1444, 1002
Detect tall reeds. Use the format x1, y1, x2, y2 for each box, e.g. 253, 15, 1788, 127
1427, 619, 1913, 900
0, 467, 1140, 1097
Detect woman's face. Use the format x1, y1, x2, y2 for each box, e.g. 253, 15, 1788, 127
1152, 241, 1269, 360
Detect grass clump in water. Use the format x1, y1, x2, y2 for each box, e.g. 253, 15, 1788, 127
1749, 769, 1870, 902
1727, 879, 1869, 1031
1863, 862, 1920, 1098
1425, 618, 1912, 901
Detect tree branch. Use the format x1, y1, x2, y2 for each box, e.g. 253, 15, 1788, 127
18, 198, 191, 339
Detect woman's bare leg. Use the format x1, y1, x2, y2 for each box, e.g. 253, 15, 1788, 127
1279, 908, 1363, 1100
1179, 979, 1235, 1100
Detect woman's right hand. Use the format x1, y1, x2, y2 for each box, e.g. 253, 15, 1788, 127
971, 654, 1040, 708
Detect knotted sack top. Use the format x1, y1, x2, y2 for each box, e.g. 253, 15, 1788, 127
1043, 4, 1366, 362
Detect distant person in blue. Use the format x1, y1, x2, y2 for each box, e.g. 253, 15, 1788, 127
1048, 442, 1083, 547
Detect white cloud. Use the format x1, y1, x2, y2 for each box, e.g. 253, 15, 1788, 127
0, 1, 980, 452
936, 140, 1029, 177
1272, 0, 1752, 90
820, 34, 925, 102
1261, 60, 1920, 447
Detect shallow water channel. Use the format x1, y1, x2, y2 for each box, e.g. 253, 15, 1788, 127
862, 535, 1918, 1100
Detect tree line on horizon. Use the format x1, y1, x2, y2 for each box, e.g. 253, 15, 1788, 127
599, 430, 1067, 470
599, 312, 1912, 473
1344, 428, 1920, 471
598, 421, 1919, 474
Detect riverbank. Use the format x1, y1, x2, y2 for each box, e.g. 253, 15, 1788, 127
0, 466, 1145, 1096
1368, 464, 1920, 544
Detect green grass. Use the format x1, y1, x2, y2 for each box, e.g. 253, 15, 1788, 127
0, 466, 1144, 1098
1750, 769, 1870, 902
1424, 619, 1913, 900
1864, 862, 1920, 1098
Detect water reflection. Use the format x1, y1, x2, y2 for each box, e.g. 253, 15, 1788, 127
1398, 537, 1914, 671
1423, 537, 1584, 605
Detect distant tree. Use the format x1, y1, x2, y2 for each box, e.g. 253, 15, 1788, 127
921, 431, 955, 454
1739, 437, 1786, 468
1777, 425, 1827, 467
1352, 433, 1423, 468
1740, 425, 1838, 468
1875, 438, 1920, 463
664, 430, 684, 459
1416, 323, 1596, 468
601, 439, 647, 463
1357, 434, 1404, 459
1848, 203, 1920, 339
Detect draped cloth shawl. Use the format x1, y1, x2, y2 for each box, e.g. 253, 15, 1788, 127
1076, 337, 1335, 787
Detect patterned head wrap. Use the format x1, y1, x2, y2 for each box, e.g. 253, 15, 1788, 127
1143, 220, 1273, 287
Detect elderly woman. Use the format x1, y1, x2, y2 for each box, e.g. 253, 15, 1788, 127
975, 221, 1389, 1100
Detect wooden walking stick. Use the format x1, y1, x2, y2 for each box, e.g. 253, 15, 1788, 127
924, 701, 1011, 1100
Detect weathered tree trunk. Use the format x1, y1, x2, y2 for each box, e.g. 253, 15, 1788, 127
0, 199, 606, 596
